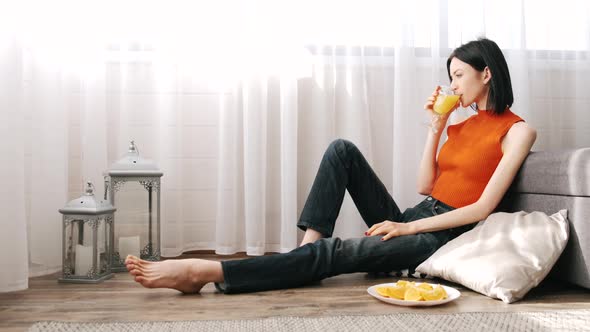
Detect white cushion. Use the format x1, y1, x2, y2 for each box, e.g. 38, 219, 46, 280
416, 210, 569, 303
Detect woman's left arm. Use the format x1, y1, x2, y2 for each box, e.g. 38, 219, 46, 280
369, 122, 537, 241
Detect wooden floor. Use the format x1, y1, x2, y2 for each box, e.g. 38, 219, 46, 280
2, 252, 590, 332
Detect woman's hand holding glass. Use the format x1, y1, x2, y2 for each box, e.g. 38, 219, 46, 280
423, 86, 460, 134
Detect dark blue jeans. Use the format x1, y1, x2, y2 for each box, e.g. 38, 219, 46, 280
218, 139, 469, 294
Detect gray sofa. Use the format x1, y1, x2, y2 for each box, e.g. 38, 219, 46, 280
497, 148, 590, 289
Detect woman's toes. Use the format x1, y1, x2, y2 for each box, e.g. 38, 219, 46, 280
125, 255, 140, 264
139, 278, 155, 288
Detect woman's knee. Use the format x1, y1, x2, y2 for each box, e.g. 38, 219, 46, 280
327, 139, 358, 159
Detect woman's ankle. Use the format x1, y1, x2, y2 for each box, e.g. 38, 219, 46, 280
300, 228, 324, 246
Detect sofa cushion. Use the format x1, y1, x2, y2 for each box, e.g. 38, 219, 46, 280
416, 210, 569, 303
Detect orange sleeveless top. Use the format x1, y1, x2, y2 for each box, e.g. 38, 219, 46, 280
430, 109, 524, 208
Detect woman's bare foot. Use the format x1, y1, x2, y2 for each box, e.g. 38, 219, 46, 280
124, 255, 223, 294
299, 228, 324, 247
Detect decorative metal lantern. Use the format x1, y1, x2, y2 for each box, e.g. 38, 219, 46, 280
105, 141, 163, 272
58, 182, 115, 283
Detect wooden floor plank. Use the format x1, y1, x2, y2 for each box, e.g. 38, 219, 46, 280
1, 253, 590, 332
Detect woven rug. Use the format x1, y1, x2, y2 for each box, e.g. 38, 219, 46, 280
29, 310, 590, 332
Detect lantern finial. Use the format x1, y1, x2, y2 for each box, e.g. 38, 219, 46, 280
128, 140, 139, 156
85, 181, 95, 196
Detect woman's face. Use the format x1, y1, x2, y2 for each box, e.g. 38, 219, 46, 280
449, 57, 490, 110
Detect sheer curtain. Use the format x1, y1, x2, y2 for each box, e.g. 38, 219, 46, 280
2, 0, 589, 292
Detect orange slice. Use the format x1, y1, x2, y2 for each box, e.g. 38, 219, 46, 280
421, 285, 448, 301
404, 286, 424, 301
417, 283, 433, 291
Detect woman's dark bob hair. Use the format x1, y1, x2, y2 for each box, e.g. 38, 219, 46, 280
447, 38, 513, 115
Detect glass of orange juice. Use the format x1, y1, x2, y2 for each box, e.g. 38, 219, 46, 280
433, 86, 460, 115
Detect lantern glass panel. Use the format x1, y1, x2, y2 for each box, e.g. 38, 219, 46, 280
64, 218, 113, 278
114, 181, 160, 265
65, 219, 95, 276
98, 218, 111, 274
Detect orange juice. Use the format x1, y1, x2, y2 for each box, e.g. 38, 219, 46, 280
433, 94, 460, 115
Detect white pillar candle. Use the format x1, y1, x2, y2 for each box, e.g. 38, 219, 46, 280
118, 236, 140, 260
75, 244, 94, 276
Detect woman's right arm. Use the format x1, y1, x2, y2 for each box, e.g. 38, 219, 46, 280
417, 124, 444, 195
416, 87, 451, 195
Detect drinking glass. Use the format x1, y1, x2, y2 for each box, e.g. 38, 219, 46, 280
433, 86, 460, 115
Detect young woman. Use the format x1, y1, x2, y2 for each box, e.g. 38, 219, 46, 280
125, 38, 536, 294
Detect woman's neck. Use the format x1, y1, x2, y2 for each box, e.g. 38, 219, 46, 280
476, 99, 488, 111
476, 88, 490, 110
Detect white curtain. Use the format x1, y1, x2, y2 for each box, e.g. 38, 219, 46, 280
2, 0, 590, 292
